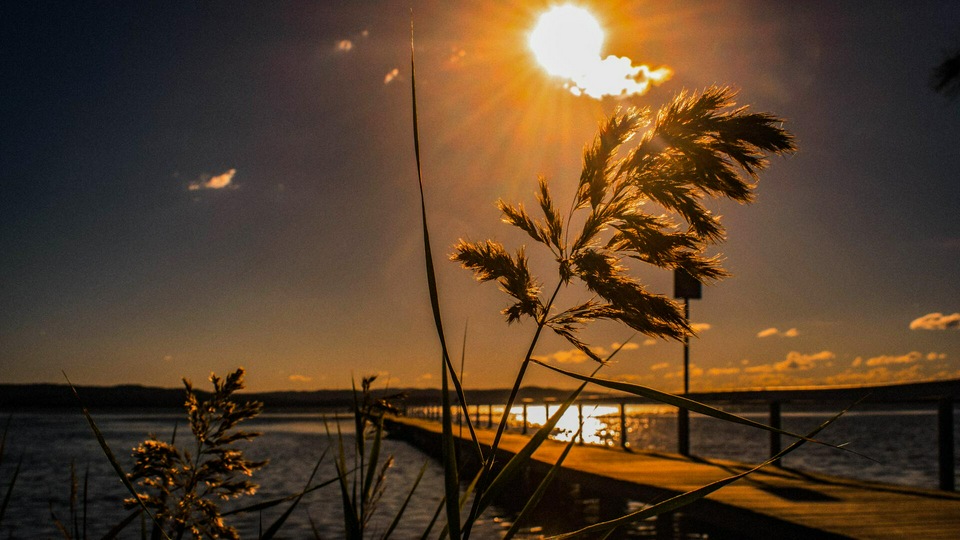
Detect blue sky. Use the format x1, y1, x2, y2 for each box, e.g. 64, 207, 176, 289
2, 1, 958, 391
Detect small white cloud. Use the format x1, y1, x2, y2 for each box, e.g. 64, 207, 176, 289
541, 348, 589, 364
757, 327, 799, 338
926, 352, 947, 361
650, 362, 670, 371
910, 312, 960, 330
288, 374, 312, 383
863, 351, 923, 367
643, 338, 657, 346
163, 355, 173, 362
690, 323, 711, 333
188, 168, 236, 191
612, 342, 640, 351
773, 350, 835, 371
335, 39, 353, 52
384, 68, 400, 84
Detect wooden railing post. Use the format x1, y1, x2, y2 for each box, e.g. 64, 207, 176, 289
769, 401, 782, 466
939, 398, 955, 491
677, 408, 690, 456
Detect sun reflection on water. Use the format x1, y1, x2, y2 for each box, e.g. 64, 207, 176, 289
498, 404, 674, 445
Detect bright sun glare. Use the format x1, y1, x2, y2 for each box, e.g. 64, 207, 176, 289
528, 4, 672, 99
528, 5, 604, 79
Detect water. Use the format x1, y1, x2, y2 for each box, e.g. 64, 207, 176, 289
0, 411, 519, 539
1, 405, 957, 539
451, 402, 959, 489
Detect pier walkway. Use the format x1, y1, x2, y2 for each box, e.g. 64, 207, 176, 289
387, 417, 960, 539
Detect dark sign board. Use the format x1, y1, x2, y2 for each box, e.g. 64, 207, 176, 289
674, 268, 702, 299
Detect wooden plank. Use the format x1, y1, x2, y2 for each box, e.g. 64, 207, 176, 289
388, 417, 960, 540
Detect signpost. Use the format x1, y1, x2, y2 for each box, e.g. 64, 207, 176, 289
674, 268, 701, 456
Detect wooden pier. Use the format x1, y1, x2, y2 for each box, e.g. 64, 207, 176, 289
387, 416, 960, 539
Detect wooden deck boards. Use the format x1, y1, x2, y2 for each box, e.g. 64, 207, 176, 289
390, 417, 960, 540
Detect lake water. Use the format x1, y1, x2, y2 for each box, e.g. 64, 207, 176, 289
455, 402, 959, 489
0, 411, 519, 539
1, 405, 957, 539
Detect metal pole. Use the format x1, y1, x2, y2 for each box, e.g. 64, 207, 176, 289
938, 399, 955, 491
684, 297, 690, 395
678, 298, 691, 456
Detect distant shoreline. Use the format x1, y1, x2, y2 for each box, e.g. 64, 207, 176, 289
0, 383, 580, 411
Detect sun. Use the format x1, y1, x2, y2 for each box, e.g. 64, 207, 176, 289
528, 5, 604, 79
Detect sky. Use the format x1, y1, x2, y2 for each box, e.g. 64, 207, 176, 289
2, 1, 959, 393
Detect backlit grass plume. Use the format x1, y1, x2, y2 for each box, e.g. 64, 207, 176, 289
454, 86, 795, 352
125, 368, 265, 540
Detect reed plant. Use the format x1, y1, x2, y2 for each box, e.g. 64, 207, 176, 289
123, 369, 266, 540
408, 21, 852, 539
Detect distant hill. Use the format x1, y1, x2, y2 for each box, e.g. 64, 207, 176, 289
0, 383, 585, 411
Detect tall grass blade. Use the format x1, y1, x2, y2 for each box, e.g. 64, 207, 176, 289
307, 513, 322, 540
335, 428, 362, 540
70, 460, 78, 540
260, 448, 328, 540
532, 360, 861, 454
222, 472, 344, 517
381, 461, 428, 540
101, 510, 142, 540
503, 425, 582, 540
336, 459, 362, 540
0, 456, 20, 527
546, 402, 854, 539
0, 415, 18, 528
83, 465, 88, 540
50, 502, 70, 539
351, 378, 364, 508
478, 380, 586, 514
0, 415, 10, 468
361, 416, 384, 514
475, 344, 620, 517
486, 282, 563, 457
418, 495, 445, 540
408, 12, 481, 462
440, 353, 461, 538
63, 373, 170, 540
438, 469, 483, 540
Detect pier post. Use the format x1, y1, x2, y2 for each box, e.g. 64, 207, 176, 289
522, 402, 529, 435
769, 401, 782, 466
475, 405, 481, 425
619, 401, 628, 449
487, 403, 493, 428
578, 403, 584, 445
938, 398, 955, 491
678, 408, 689, 456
